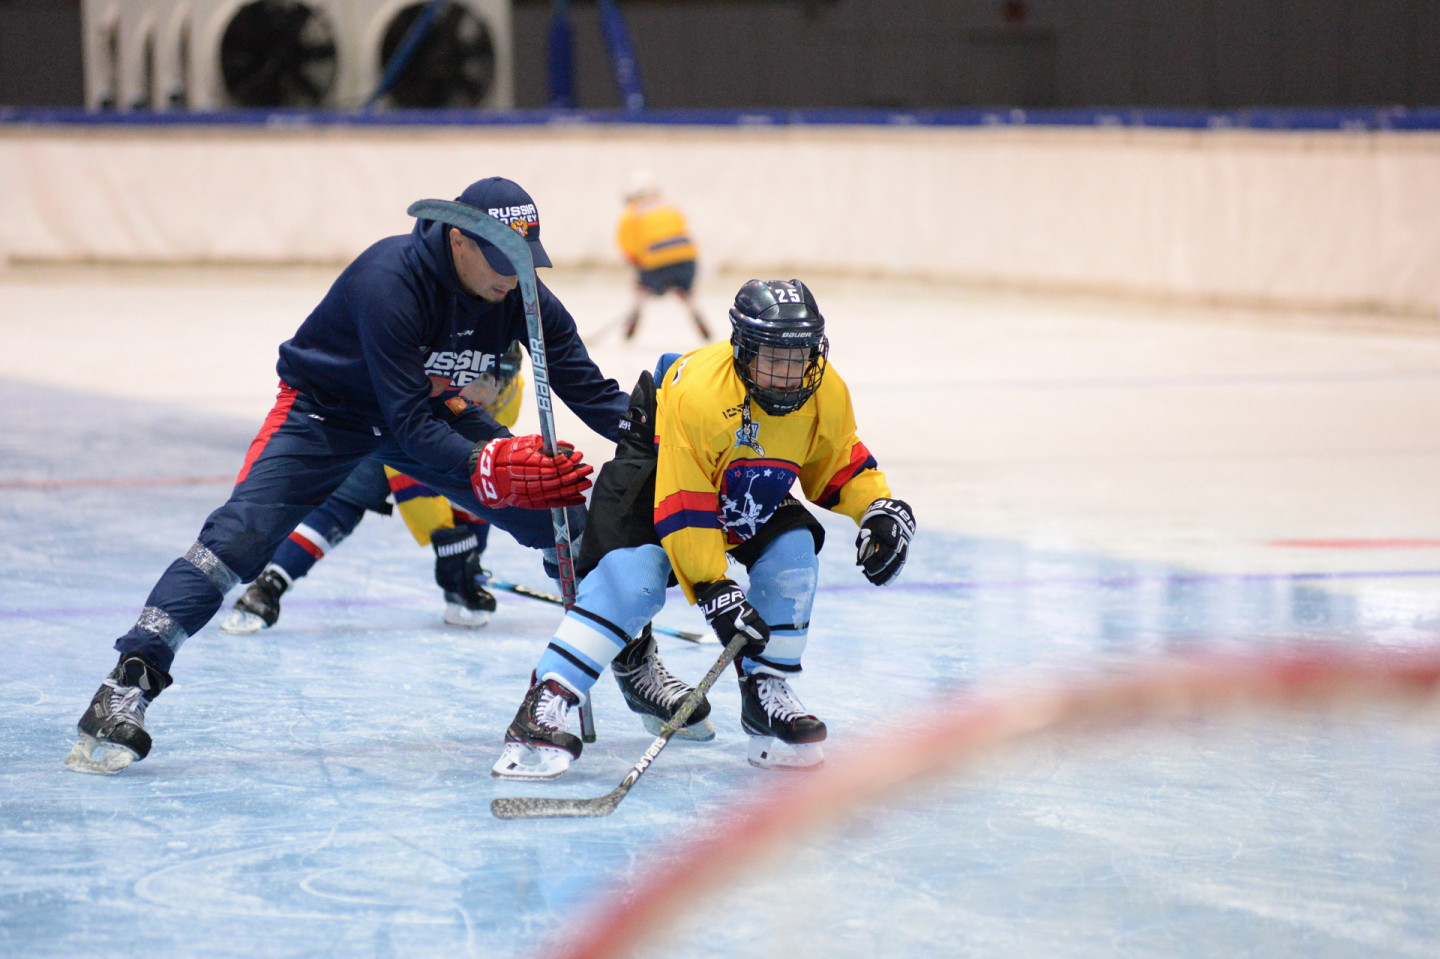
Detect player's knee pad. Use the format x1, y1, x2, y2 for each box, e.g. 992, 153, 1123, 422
747, 529, 818, 629
573, 545, 672, 638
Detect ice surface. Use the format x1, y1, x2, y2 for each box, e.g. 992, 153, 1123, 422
3, 266, 1440, 958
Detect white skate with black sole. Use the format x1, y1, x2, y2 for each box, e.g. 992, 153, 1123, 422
492, 677, 583, 780
739, 672, 826, 771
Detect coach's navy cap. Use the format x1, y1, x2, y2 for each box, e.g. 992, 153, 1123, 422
453, 177, 552, 275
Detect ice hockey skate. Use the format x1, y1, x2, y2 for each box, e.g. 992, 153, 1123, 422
739, 672, 826, 771
492, 677, 584, 780
64, 654, 173, 775
219, 567, 288, 634
433, 527, 497, 628
442, 574, 497, 628
612, 627, 715, 741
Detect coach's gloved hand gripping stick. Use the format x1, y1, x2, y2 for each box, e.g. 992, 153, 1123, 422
469, 434, 592, 509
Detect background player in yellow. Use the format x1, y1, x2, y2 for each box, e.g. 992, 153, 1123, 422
492, 279, 915, 780
615, 176, 712, 342
220, 342, 527, 634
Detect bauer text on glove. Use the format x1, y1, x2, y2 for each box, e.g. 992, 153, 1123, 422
695, 579, 770, 658
469, 435, 593, 509
856, 498, 914, 586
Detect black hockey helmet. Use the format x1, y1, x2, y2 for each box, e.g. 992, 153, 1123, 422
728, 279, 828, 415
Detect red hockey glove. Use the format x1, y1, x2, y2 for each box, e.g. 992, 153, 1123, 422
695, 578, 770, 659
469, 435, 593, 509
855, 498, 915, 585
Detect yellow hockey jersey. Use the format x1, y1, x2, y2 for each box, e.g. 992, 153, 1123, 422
653, 342, 891, 602
616, 197, 698, 271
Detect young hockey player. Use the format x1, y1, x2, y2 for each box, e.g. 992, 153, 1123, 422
614, 177, 711, 342
66, 176, 701, 775
220, 342, 528, 633
492, 278, 915, 780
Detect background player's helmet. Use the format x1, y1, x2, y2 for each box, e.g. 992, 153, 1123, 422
460, 340, 525, 412
728, 279, 829, 415
496, 340, 523, 386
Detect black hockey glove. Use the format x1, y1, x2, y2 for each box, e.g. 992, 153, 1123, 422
856, 498, 915, 586
694, 578, 770, 659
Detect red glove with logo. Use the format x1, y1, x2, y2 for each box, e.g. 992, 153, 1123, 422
469, 435, 593, 509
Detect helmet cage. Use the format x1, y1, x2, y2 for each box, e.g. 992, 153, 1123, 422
728, 279, 828, 416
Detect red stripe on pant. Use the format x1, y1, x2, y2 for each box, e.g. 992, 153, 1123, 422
235, 382, 299, 485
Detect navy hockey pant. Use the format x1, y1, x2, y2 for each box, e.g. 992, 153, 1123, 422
115, 386, 578, 671
265, 458, 388, 583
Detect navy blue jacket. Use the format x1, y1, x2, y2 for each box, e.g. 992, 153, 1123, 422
276, 216, 627, 476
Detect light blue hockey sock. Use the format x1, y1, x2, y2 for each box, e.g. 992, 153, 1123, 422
738, 528, 818, 678
534, 545, 672, 695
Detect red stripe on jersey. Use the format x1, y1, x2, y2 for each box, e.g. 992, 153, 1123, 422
289, 531, 326, 560
387, 472, 426, 495
235, 383, 298, 485
654, 489, 717, 526
817, 440, 877, 506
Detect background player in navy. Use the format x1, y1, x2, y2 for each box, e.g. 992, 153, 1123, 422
67, 177, 626, 775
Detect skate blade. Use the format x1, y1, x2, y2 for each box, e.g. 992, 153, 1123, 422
63, 734, 137, 775
641, 713, 716, 742
746, 736, 824, 771
491, 741, 572, 780
444, 604, 491, 629
219, 609, 266, 635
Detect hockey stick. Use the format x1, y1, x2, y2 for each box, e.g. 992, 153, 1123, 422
491, 631, 748, 819
582, 312, 629, 346
489, 579, 712, 644
407, 198, 597, 742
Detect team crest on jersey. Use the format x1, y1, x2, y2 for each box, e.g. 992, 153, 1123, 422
720, 460, 799, 543
734, 420, 765, 455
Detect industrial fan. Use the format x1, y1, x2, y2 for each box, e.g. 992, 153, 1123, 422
219, 0, 338, 107
376, 2, 496, 108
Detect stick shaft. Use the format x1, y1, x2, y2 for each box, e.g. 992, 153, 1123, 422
489, 580, 710, 644
407, 199, 591, 738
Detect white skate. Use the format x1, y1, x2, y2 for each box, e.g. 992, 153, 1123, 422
491, 741, 574, 780
219, 607, 267, 634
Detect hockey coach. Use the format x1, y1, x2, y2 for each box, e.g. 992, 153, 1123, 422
65, 176, 628, 775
